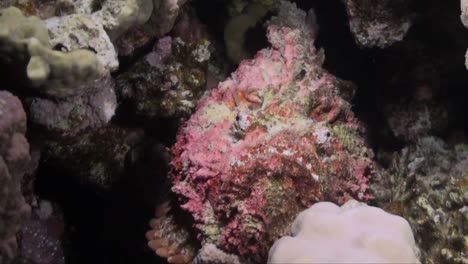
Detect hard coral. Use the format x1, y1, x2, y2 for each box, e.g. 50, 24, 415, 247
268, 200, 420, 263
169, 1, 375, 262
0, 7, 105, 97
0, 91, 31, 264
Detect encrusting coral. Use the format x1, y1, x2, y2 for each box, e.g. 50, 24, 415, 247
0, 91, 31, 264
372, 136, 468, 264
147, 1, 376, 263
268, 200, 421, 263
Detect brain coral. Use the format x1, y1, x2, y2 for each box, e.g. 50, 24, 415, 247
169, 1, 375, 262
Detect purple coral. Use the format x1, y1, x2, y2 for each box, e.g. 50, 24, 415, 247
0, 90, 31, 263
169, 2, 374, 262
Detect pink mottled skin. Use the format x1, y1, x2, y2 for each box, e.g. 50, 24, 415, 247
170, 2, 374, 262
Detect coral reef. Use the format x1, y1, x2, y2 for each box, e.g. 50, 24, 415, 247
0, 91, 31, 263
0, 0, 183, 96
0, 0, 465, 263
268, 200, 420, 263
45, 14, 118, 72
10, 0, 57, 19
372, 136, 468, 264
0, 7, 105, 97
116, 36, 210, 120
115, 0, 188, 56
44, 0, 155, 71
28, 74, 117, 137
166, 1, 375, 262
342, 0, 411, 48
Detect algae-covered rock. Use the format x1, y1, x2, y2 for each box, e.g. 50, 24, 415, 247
116, 36, 210, 120
28, 74, 117, 137
343, 0, 411, 48
43, 125, 145, 189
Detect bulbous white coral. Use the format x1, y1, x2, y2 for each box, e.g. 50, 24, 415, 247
461, 0, 468, 69
268, 200, 421, 264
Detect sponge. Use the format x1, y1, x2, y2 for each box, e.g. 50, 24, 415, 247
268, 200, 420, 264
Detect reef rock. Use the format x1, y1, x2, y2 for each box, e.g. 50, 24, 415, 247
116, 36, 210, 120
28, 74, 117, 137
343, 0, 411, 48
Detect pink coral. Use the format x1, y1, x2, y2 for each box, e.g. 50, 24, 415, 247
170, 2, 374, 262
0, 90, 31, 263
